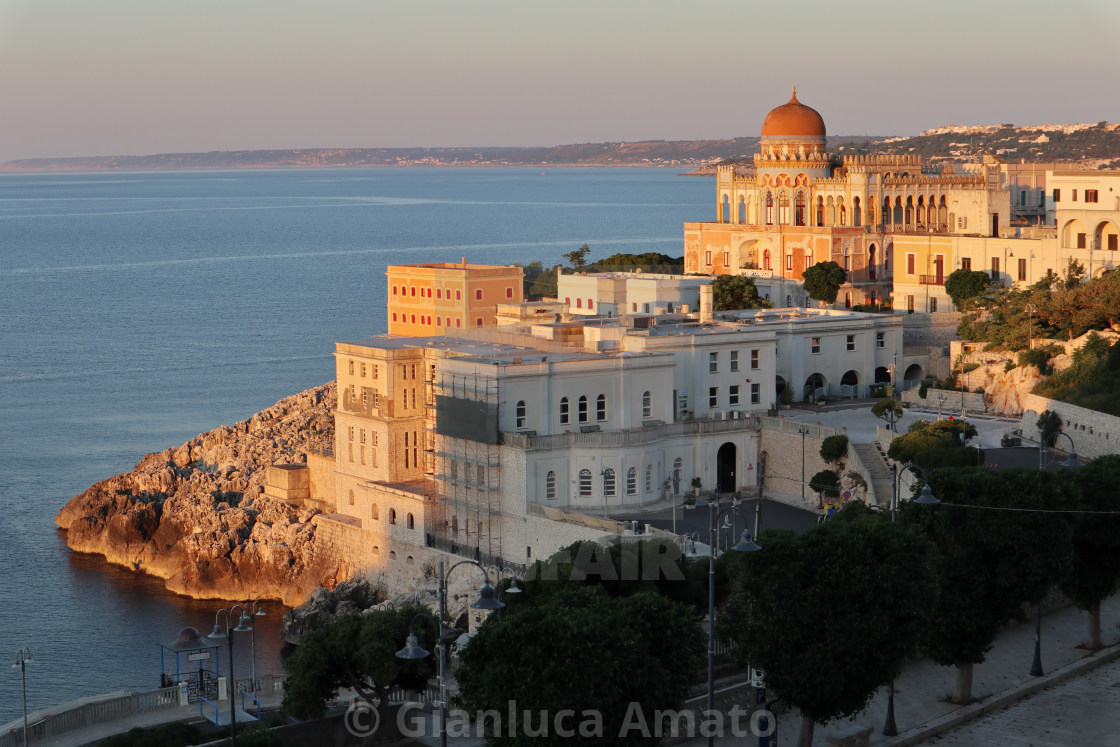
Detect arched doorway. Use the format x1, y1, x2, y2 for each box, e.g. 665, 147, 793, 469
903, 364, 924, 390
840, 370, 860, 399
804, 373, 827, 402
717, 442, 737, 494
874, 366, 890, 383
775, 375, 787, 397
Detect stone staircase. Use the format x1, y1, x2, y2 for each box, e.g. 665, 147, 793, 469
851, 441, 893, 509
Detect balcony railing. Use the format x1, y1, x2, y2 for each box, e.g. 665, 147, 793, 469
918, 275, 945, 286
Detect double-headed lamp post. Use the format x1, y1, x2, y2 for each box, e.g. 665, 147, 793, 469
208, 605, 254, 746
242, 601, 266, 692
704, 497, 761, 747
12, 647, 31, 747
396, 558, 507, 747
883, 463, 939, 737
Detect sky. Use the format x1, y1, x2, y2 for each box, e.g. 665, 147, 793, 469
1, 0, 1118, 162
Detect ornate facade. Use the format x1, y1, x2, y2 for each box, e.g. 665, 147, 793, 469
684, 89, 1010, 309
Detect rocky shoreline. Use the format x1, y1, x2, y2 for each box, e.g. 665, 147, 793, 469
55, 382, 344, 607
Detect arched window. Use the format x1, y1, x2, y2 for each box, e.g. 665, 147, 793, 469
475, 289, 483, 301
816, 196, 825, 226
722, 194, 730, 222
603, 468, 616, 497
795, 192, 806, 226
406, 513, 414, 529
546, 471, 556, 500
579, 469, 592, 496
645, 464, 653, 493
672, 458, 683, 494
596, 394, 607, 421
560, 397, 569, 424
839, 201, 847, 226
763, 249, 771, 270
853, 196, 862, 227
786, 294, 792, 306
827, 197, 836, 225
626, 467, 637, 495
642, 391, 651, 418
738, 197, 746, 223
410, 287, 416, 297
506, 287, 514, 298
778, 192, 790, 224
371, 504, 379, 520
578, 395, 588, 423
765, 193, 774, 225
516, 400, 526, 429
476, 317, 483, 327
389, 508, 396, 525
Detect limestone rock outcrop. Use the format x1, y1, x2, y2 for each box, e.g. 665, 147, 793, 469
278, 578, 385, 644
56, 383, 340, 607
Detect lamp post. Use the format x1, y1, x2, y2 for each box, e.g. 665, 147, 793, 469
12, 648, 31, 747
936, 391, 946, 421
208, 605, 253, 746
798, 425, 810, 505
397, 558, 504, 747
883, 463, 939, 736
1025, 303, 1036, 351
704, 497, 760, 747
243, 601, 266, 693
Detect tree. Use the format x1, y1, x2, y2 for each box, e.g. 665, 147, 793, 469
943, 268, 993, 308
901, 467, 1072, 703
456, 587, 705, 746
1057, 456, 1120, 649
562, 244, 591, 269
809, 469, 840, 500
871, 398, 903, 432
819, 434, 848, 465
887, 419, 980, 469
1036, 410, 1062, 447
519, 261, 558, 299
720, 511, 933, 746
802, 261, 847, 304
584, 252, 682, 274
282, 606, 436, 721
711, 275, 772, 311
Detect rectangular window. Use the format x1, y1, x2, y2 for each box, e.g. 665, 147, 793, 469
991, 257, 1000, 278
373, 365, 378, 379
729, 385, 740, 405
709, 352, 718, 373
348, 426, 354, 441
846, 335, 856, 352
1110, 235, 1118, 252
750, 349, 760, 369
786, 255, 793, 271
705, 251, 712, 266
360, 429, 366, 444
843, 255, 851, 271
1020, 190, 1026, 206
1018, 258, 1027, 281
1073, 189, 1078, 201
1053, 188, 1060, 202
811, 337, 821, 354
723, 251, 729, 266
929, 297, 938, 312
1086, 189, 1098, 203
961, 257, 971, 271
730, 351, 739, 372
876, 332, 885, 348
1077, 233, 1087, 249
804, 255, 812, 271
751, 383, 761, 404
907, 254, 915, 275
709, 387, 718, 408
907, 295, 915, 312
348, 360, 354, 375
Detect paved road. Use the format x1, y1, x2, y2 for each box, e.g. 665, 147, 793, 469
920, 655, 1120, 746
610, 498, 818, 543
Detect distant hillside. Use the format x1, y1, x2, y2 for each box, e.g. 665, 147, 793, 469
4, 123, 1116, 172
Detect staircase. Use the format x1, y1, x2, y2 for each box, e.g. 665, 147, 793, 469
852, 442, 894, 509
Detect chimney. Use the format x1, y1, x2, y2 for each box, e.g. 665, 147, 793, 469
700, 285, 714, 323
462, 256, 467, 267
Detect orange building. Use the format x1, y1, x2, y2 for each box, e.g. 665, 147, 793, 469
386, 260, 524, 336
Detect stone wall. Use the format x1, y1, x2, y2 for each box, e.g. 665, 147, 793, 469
1018, 393, 1120, 460
758, 419, 831, 506
901, 311, 962, 348
305, 451, 336, 510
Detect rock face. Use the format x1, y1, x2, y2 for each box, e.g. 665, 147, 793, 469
278, 578, 385, 644
56, 383, 343, 607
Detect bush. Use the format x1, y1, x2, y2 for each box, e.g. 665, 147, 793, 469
1018, 345, 1059, 375
918, 380, 929, 399
819, 434, 849, 464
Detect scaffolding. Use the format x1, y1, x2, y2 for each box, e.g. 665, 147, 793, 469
423, 368, 506, 566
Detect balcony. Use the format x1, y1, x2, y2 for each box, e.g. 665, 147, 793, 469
502, 415, 762, 451
918, 275, 945, 286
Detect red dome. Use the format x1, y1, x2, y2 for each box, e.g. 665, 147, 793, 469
761, 88, 826, 139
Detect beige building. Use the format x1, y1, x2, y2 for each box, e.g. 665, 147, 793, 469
684, 88, 1011, 310
386, 261, 524, 336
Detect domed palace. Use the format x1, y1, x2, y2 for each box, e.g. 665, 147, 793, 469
683, 88, 1010, 312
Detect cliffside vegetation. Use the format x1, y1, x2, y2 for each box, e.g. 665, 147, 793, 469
954, 267, 1120, 414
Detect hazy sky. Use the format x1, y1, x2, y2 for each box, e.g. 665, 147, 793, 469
1, 0, 1118, 161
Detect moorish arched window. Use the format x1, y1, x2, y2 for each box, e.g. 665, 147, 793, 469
579, 469, 592, 496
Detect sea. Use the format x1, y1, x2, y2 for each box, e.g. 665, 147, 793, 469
0, 166, 709, 724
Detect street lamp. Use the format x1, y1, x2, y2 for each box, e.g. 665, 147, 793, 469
883, 463, 938, 736
243, 601, 266, 693
208, 606, 254, 746
704, 497, 761, 747
798, 425, 810, 505
12, 648, 31, 747
936, 391, 946, 421
396, 558, 504, 747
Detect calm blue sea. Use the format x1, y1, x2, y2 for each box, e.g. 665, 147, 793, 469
0, 167, 708, 723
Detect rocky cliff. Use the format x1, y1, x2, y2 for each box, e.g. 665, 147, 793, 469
56, 383, 343, 607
